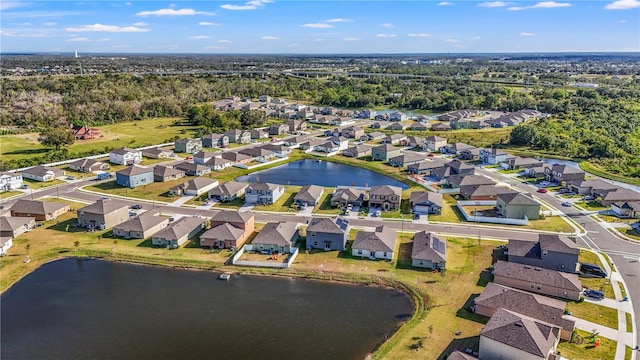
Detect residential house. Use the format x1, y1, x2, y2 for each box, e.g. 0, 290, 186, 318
567, 179, 618, 196
492, 260, 581, 300
205, 157, 233, 171
294, 185, 324, 208
407, 161, 441, 175
382, 134, 407, 145
282, 135, 308, 148
409, 191, 443, 214
612, 201, 640, 219
430, 122, 452, 131
201, 211, 255, 249
193, 151, 219, 165
224, 129, 251, 144
151, 217, 206, 248
360, 109, 377, 119
411, 231, 446, 270
408, 122, 428, 131
287, 119, 307, 133
208, 181, 248, 202
442, 142, 475, 155
306, 217, 349, 251
371, 144, 402, 161
109, 148, 142, 165
68, 158, 109, 173
342, 145, 372, 158
330, 188, 366, 208
459, 148, 482, 160
170, 177, 219, 196
174, 138, 202, 154
400, 136, 426, 148
250, 221, 299, 253
299, 138, 326, 151
389, 112, 407, 121
77, 199, 129, 230
221, 152, 252, 164
1, 235, 14, 255
369, 185, 402, 211
22, 166, 65, 182
424, 136, 447, 152
386, 122, 408, 131
342, 126, 365, 139
446, 175, 494, 189
115, 165, 154, 188
474, 282, 575, 340
258, 95, 272, 102
245, 182, 284, 205
362, 131, 385, 141
388, 152, 428, 167
500, 157, 544, 171
479, 148, 509, 165
524, 166, 547, 180
352, 225, 397, 260
9, 199, 70, 221
173, 162, 211, 176
460, 185, 512, 200
479, 308, 561, 360
329, 117, 355, 127
544, 164, 586, 185
142, 147, 174, 159
508, 234, 580, 273
496, 192, 541, 220
249, 129, 269, 140
112, 212, 170, 239
153, 165, 185, 182
70, 124, 100, 140
0, 172, 23, 191
239, 147, 276, 162
598, 188, 640, 207
202, 133, 229, 148
327, 136, 350, 151
261, 144, 291, 156
0, 216, 36, 239
269, 123, 289, 136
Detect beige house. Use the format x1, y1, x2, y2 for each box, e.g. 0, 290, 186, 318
352, 225, 397, 260
151, 217, 206, 248
0, 216, 36, 239
369, 185, 402, 211
77, 199, 129, 230
10, 200, 70, 221
250, 221, 299, 253
492, 260, 581, 300
112, 212, 170, 239
200, 211, 255, 249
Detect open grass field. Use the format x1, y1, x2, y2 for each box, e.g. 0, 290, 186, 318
557, 329, 617, 360
0, 118, 200, 161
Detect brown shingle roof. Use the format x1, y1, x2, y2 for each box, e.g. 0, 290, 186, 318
411, 231, 446, 263
252, 221, 298, 246
307, 217, 349, 234
10, 200, 68, 215
493, 260, 581, 292
211, 210, 253, 224
353, 225, 397, 253
79, 199, 128, 215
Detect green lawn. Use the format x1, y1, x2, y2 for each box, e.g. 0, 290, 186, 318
0, 190, 22, 199
83, 178, 187, 203
579, 250, 605, 269
575, 200, 607, 212
258, 186, 299, 212
0, 117, 200, 161
566, 302, 618, 330
23, 178, 66, 189
213, 197, 246, 209
314, 190, 342, 215
428, 195, 463, 223
57, 167, 96, 180
626, 312, 632, 333
581, 278, 615, 299
557, 329, 617, 360
619, 282, 627, 299
626, 346, 633, 360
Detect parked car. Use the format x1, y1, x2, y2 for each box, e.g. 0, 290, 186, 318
561, 201, 572, 207
579, 263, 608, 278
20, 184, 29, 189
583, 289, 605, 300
537, 188, 548, 193
66, 176, 76, 180
130, 204, 143, 210
375, 209, 381, 217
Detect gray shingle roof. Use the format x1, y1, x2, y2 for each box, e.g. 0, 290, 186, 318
369, 185, 402, 197
209, 181, 248, 197
480, 308, 560, 358
294, 184, 324, 203
409, 191, 443, 208
0, 216, 35, 232
10, 200, 68, 215
79, 199, 129, 215
211, 210, 253, 224
411, 231, 446, 263
113, 212, 168, 233
116, 165, 152, 177
497, 192, 539, 206
493, 260, 581, 292
152, 217, 205, 241
307, 217, 349, 234
252, 221, 298, 246
353, 225, 397, 253
200, 223, 244, 241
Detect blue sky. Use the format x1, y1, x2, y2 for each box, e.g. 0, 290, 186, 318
1, 1, 638, 53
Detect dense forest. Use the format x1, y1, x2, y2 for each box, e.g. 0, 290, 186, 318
0, 62, 639, 177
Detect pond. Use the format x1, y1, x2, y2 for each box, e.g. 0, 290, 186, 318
1, 259, 413, 360
236, 159, 409, 189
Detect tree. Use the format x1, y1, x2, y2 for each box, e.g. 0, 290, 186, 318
73, 240, 80, 250
38, 127, 75, 150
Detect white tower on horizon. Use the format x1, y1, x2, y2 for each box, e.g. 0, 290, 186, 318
74, 50, 78, 58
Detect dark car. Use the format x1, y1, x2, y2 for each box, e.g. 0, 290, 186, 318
583, 289, 605, 300
579, 263, 608, 278
130, 204, 143, 210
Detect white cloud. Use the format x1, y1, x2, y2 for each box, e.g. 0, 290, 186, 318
95, 38, 110, 42
16, 22, 33, 26
0, 2, 29, 10
136, 8, 215, 16
326, 18, 352, 22
66, 23, 150, 33
217, 39, 232, 43
125, 2, 132, 5
43, 22, 56, 26
302, 23, 333, 28
445, 38, 460, 43
343, 37, 360, 41
509, 1, 571, 10
220, 0, 271, 11
437, 2, 454, 5
408, 33, 431, 37
618, 19, 628, 23
287, 43, 298, 48
472, 36, 482, 40
478, 1, 508, 7
520, 32, 535, 36
376, 33, 396, 38
189, 35, 210, 39
261, 35, 278, 40
133, 22, 148, 26
381, 23, 394, 28
199, 21, 221, 26
605, 0, 640, 9
67, 37, 90, 42
0, 30, 51, 38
